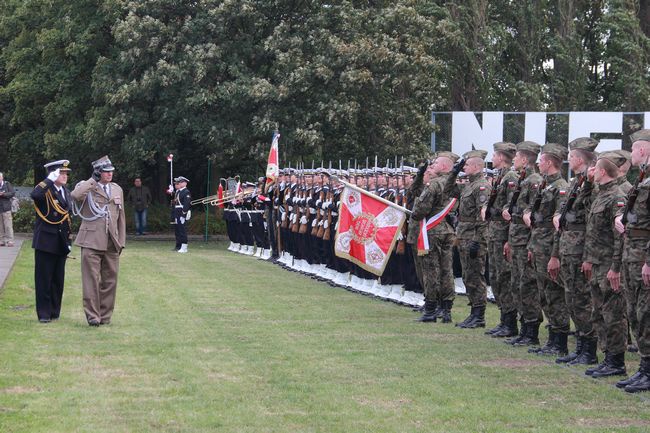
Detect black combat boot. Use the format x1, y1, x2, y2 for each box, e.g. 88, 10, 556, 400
485, 311, 504, 335
617, 357, 648, 389
568, 337, 598, 365
537, 332, 567, 356
415, 300, 438, 323
624, 357, 650, 393
513, 321, 540, 347
556, 336, 583, 364
456, 307, 476, 328
440, 300, 453, 323
529, 330, 555, 353
461, 306, 486, 329
433, 300, 445, 320
492, 311, 518, 338
591, 352, 626, 378
505, 319, 526, 345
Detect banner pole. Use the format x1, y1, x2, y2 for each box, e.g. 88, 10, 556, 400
331, 175, 412, 215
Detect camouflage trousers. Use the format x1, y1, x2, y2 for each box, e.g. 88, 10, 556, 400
511, 245, 541, 324
588, 263, 628, 355
412, 234, 455, 303
622, 259, 650, 358
534, 252, 570, 333
488, 238, 514, 313
622, 260, 641, 344
459, 239, 487, 308
559, 255, 593, 337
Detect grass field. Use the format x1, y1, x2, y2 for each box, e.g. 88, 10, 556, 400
0, 241, 648, 433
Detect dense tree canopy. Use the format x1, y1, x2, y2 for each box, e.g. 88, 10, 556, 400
0, 0, 648, 196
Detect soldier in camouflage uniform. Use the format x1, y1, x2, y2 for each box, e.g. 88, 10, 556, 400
581, 153, 628, 378
550, 137, 599, 365
407, 152, 462, 323
614, 129, 650, 393
483, 142, 519, 337
455, 150, 491, 329
502, 142, 543, 346
523, 143, 570, 356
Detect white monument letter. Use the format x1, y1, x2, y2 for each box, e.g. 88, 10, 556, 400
524, 112, 547, 144
451, 112, 504, 158
569, 112, 622, 151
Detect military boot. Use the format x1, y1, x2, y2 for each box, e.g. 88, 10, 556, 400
505, 319, 526, 345
415, 300, 437, 323
617, 357, 649, 389
556, 336, 583, 364
459, 306, 485, 329
455, 307, 476, 328
568, 337, 598, 365
591, 352, 626, 378
537, 332, 567, 356
529, 330, 555, 353
624, 357, 650, 393
513, 321, 540, 347
440, 300, 453, 323
492, 311, 518, 338
433, 303, 445, 321
485, 311, 504, 335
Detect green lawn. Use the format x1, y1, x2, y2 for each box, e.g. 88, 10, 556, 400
0, 242, 648, 433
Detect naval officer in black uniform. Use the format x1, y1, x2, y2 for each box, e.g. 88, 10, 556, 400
173, 176, 192, 253
31, 160, 73, 323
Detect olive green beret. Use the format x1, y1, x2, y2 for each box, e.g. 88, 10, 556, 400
493, 142, 517, 159
462, 149, 488, 160
630, 129, 650, 143
434, 151, 460, 163
516, 141, 541, 155
598, 151, 627, 168
568, 137, 598, 153
541, 143, 568, 161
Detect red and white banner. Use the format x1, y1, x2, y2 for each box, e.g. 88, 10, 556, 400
265, 131, 280, 184
417, 198, 457, 255
334, 183, 408, 276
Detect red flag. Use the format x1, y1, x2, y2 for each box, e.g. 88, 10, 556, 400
266, 131, 280, 184
334, 185, 407, 276
217, 183, 224, 208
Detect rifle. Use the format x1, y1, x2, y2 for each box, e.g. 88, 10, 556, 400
485, 168, 504, 221
530, 175, 548, 228
558, 173, 585, 231
395, 163, 407, 255
312, 172, 325, 237
622, 162, 648, 225
507, 167, 527, 216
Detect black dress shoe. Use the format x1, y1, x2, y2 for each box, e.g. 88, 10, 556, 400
88, 319, 100, 327
38, 318, 51, 323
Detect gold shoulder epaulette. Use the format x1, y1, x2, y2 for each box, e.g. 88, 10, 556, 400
38, 181, 46, 188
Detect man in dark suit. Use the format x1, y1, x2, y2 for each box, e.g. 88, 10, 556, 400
31, 160, 73, 323
173, 176, 192, 253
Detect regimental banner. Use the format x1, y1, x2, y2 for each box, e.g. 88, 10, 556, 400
334, 184, 408, 276
265, 131, 280, 184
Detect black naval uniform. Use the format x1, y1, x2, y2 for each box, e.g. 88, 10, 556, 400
174, 187, 192, 250
31, 178, 72, 322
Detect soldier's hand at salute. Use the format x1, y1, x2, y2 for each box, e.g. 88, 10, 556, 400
614, 215, 625, 234
607, 269, 621, 292
523, 210, 532, 227
581, 261, 593, 281
547, 256, 560, 281
642, 263, 650, 287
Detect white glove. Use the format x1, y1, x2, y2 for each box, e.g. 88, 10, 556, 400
323, 220, 329, 229
47, 169, 60, 182
311, 219, 318, 227
281, 213, 286, 222
186, 210, 192, 221
300, 215, 308, 224
180, 217, 186, 224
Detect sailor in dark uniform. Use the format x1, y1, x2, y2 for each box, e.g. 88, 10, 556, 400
31, 160, 73, 323
173, 176, 192, 253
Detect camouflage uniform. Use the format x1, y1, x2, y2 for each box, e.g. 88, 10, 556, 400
457, 172, 491, 313
407, 153, 459, 322
527, 144, 569, 354
584, 178, 627, 358
486, 165, 519, 335
505, 146, 543, 346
